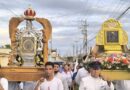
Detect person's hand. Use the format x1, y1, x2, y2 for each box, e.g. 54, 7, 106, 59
37, 77, 45, 85
99, 74, 111, 81
34, 77, 45, 90
99, 74, 111, 86
0, 84, 4, 90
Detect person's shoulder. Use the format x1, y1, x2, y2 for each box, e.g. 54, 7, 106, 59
0, 77, 8, 84
53, 77, 63, 84
0, 78, 8, 82
80, 67, 87, 71
78, 67, 88, 74
57, 72, 62, 76
77, 67, 84, 72
124, 80, 130, 83
79, 67, 84, 70
54, 77, 61, 81
81, 75, 91, 81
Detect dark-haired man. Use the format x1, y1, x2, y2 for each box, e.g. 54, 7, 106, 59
54, 62, 68, 90
79, 61, 114, 90
75, 64, 89, 85
54, 63, 62, 79
62, 64, 73, 90
34, 62, 63, 90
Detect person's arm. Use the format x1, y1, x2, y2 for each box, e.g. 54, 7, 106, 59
100, 74, 114, 90
0, 78, 8, 90
79, 79, 85, 90
58, 79, 64, 90
105, 81, 114, 90
0, 84, 4, 90
62, 77, 69, 90
34, 77, 44, 90
75, 70, 80, 85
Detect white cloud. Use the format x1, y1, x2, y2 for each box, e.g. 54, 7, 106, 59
0, 0, 130, 55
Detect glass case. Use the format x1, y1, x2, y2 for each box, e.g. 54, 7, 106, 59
106, 31, 119, 43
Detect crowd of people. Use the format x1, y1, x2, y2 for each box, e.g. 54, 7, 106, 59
34, 60, 130, 90
1, 60, 130, 90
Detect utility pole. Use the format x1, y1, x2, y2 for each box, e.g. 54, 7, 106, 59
79, 45, 82, 55
80, 20, 88, 54
75, 40, 78, 56
72, 44, 75, 61
73, 44, 75, 57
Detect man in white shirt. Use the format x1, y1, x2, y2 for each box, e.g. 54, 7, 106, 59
115, 80, 130, 90
75, 65, 89, 85
79, 61, 114, 90
0, 78, 8, 90
54, 63, 63, 80
34, 62, 63, 90
54, 62, 69, 90
62, 64, 73, 90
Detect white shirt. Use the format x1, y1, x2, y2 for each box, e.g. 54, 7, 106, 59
55, 72, 63, 80
62, 71, 73, 87
39, 77, 63, 90
0, 78, 8, 90
79, 75, 114, 90
75, 67, 89, 85
55, 72, 69, 90
22, 81, 36, 90
115, 80, 130, 90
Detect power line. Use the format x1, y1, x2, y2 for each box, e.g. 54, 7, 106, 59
112, 1, 127, 19
109, 0, 122, 18
116, 6, 130, 20
0, 3, 18, 16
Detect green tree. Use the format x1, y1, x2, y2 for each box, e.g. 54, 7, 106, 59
5, 44, 11, 49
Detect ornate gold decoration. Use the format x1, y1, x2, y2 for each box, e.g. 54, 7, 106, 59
9, 17, 52, 65
94, 18, 128, 55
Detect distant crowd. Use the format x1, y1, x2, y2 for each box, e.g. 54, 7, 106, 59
0, 59, 130, 90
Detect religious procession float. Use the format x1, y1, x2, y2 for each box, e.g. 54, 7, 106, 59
0, 7, 52, 81
91, 18, 130, 80
0, 6, 129, 81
